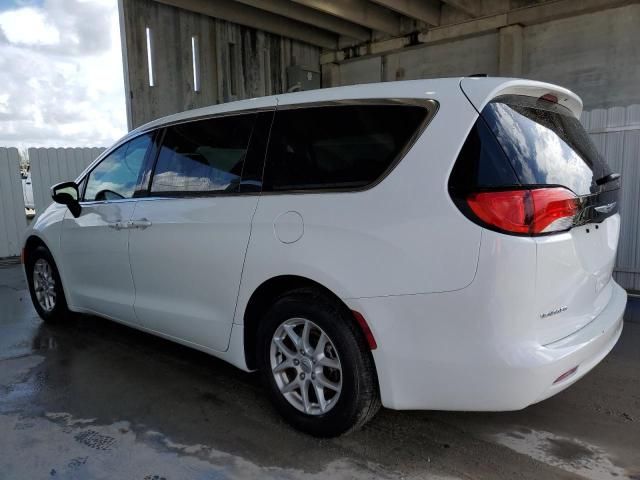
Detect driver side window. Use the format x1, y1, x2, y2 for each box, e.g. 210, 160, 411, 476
84, 134, 152, 201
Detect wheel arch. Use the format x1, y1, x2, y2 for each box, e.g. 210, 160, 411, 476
23, 234, 49, 264
23, 233, 74, 309
242, 275, 376, 371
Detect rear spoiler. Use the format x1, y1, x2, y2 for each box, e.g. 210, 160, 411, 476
460, 78, 583, 118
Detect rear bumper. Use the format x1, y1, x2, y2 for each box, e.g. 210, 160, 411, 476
345, 281, 626, 411
532, 281, 625, 403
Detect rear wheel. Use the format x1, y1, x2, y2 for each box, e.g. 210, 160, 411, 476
26, 246, 70, 323
258, 288, 380, 437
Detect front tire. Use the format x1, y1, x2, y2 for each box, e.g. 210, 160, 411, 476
257, 288, 380, 437
26, 246, 71, 324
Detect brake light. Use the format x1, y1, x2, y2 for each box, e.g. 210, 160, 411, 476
539, 93, 558, 103
467, 187, 579, 235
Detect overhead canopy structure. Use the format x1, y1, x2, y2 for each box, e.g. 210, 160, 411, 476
123, 0, 639, 131
153, 0, 633, 52
152, 0, 477, 49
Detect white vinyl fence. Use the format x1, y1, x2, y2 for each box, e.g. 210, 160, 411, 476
0, 146, 103, 259
29, 147, 104, 213
582, 104, 640, 291
0, 148, 27, 258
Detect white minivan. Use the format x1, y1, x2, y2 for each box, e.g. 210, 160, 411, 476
23, 77, 626, 436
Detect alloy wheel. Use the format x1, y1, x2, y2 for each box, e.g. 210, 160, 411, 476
270, 317, 342, 415
33, 258, 56, 312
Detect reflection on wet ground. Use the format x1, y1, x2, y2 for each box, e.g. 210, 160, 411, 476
1, 264, 639, 479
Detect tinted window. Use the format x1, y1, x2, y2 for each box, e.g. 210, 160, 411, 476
238, 111, 274, 193
84, 134, 152, 201
448, 117, 520, 193
482, 95, 611, 195
263, 104, 430, 191
151, 114, 256, 194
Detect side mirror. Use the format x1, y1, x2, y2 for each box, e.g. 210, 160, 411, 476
51, 181, 81, 218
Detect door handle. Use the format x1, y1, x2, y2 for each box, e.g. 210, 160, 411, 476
129, 218, 152, 230
107, 221, 125, 230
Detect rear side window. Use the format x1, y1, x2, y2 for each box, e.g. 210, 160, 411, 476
481, 95, 610, 196
151, 114, 256, 195
448, 116, 520, 193
263, 104, 431, 191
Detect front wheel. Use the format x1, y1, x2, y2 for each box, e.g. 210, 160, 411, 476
258, 288, 380, 437
26, 246, 71, 323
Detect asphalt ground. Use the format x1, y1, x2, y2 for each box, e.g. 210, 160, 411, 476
1, 263, 638, 479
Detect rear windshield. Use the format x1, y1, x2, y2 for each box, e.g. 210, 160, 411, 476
482, 95, 610, 196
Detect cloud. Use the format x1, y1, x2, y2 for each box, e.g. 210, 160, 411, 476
0, 0, 127, 148
0, 7, 60, 46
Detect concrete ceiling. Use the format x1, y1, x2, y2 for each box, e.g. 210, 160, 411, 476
152, 0, 634, 55
153, 0, 485, 49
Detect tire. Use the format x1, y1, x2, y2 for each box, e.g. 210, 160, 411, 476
257, 287, 380, 437
26, 246, 71, 324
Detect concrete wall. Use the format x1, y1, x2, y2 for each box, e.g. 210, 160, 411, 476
339, 56, 382, 86
523, 4, 640, 109
384, 33, 499, 81
327, 4, 640, 111
120, 0, 320, 129
327, 32, 500, 88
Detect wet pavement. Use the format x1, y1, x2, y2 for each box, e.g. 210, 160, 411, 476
0, 263, 639, 480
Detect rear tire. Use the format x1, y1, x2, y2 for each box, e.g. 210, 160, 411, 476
26, 246, 71, 324
257, 288, 380, 437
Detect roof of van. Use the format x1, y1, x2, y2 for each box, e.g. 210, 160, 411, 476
131, 77, 582, 136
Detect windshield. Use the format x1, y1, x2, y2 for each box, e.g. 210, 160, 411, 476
481, 95, 611, 196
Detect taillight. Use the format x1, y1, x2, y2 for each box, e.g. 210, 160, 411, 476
467, 187, 579, 235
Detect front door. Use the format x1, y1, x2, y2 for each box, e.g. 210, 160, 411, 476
128, 110, 271, 351
60, 133, 154, 325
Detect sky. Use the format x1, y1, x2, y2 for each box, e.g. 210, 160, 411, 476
0, 0, 127, 149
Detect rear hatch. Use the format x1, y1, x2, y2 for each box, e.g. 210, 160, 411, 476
457, 79, 621, 344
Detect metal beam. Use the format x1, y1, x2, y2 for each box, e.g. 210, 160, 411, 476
234, 0, 370, 41
370, 0, 441, 26
291, 0, 401, 35
153, 0, 338, 49
441, 0, 481, 17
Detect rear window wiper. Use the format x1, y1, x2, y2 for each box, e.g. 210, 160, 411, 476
595, 172, 620, 186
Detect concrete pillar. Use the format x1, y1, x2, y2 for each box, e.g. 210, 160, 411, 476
321, 62, 341, 88
498, 24, 523, 77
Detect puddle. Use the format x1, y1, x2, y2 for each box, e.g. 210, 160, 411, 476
494, 428, 628, 480
0, 412, 409, 479
0, 355, 45, 398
